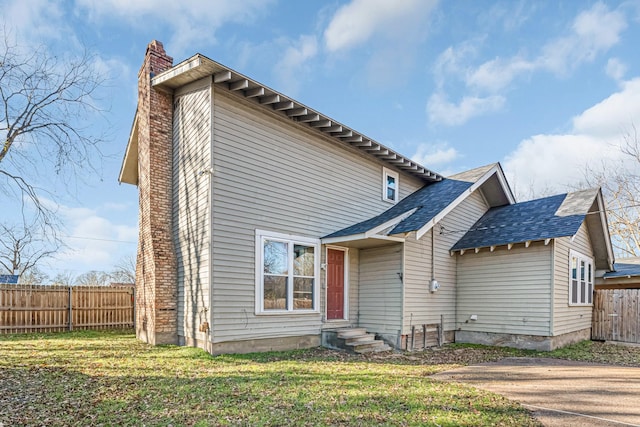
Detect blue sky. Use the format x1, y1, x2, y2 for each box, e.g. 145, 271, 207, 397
1, 0, 639, 278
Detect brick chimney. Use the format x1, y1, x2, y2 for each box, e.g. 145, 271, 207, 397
135, 40, 178, 345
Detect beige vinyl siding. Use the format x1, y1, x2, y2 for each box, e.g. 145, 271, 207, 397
172, 77, 212, 342
553, 222, 594, 335
358, 244, 403, 336
346, 248, 359, 324
403, 190, 488, 334
210, 89, 423, 343
456, 242, 553, 335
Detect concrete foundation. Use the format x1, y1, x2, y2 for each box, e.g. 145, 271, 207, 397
180, 334, 321, 355
455, 328, 592, 351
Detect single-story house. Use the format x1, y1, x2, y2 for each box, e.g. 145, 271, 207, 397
119, 41, 617, 353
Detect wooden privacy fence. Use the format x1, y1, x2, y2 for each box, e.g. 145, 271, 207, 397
592, 289, 640, 344
0, 284, 134, 334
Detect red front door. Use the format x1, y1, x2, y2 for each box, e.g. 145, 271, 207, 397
326, 249, 345, 320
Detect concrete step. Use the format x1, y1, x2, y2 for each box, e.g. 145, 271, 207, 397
323, 328, 392, 354
345, 334, 376, 345
336, 328, 368, 339
351, 341, 392, 354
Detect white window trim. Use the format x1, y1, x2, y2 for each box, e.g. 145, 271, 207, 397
255, 229, 321, 315
382, 167, 399, 204
568, 249, 594, 306
325, 246, 349, 322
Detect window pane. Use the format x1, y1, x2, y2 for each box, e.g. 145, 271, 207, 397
263, 275, 287, 310
387, 174, 396, 188
571, 280, 578, 304
588, 263, 592, 283
293, 277, 314, 310
571, 257, 577, 280
387, 187, 396, 200
580, 260, 585, 281
580, 282, 586, 303
587, 282, 593, 304
264, 240, 288, 274
293, 245, 314, 276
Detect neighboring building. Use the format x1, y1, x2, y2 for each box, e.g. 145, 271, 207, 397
119, 41, 616, 353
597, 258, 640, 289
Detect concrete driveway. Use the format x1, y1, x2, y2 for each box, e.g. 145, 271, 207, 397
432, 358, 640, 426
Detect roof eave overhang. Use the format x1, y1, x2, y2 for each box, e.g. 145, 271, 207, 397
322, 234, 405, 247
151, 54, 443, 183
415, 164, 513, 240
322, 208, 417, 244
119, 112, 139, 185
595, 190, 615, 271
450, 237, 555, 255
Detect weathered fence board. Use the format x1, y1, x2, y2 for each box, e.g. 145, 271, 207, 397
592, 289, 640, 344
0, 284, 134, 334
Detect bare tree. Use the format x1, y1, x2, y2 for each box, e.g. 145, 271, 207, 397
18, 266, 49, 285
0, 221, 59, 276
75, 270, 111, 286
585, 127, 640, 258
51, 270, 76, 286
0, 28, 106, 228
110, 255, 136, 284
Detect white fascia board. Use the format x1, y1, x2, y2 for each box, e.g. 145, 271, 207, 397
416, 164, 507, 240
118, 113, 139, 185
152, 55, 202, 86
495, 163, 516, 204
364, 208, 418, 238
321, 233, 367, 245
369, 235, 405, 243
323, 208, 417, 245
596, 191, 615, 270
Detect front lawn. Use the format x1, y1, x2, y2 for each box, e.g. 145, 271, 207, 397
0, 330, 540, 426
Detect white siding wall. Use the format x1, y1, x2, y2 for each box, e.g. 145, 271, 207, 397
173, 78, 212, 343
553, 223, 594, 335
210, 89, 423, 343
456, 242, 553, 336
403, 191, 488, 334
358, 244, 403, 336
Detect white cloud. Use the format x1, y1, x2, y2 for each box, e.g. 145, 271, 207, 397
427, 92, 505, 126
74, 0, 274, 53
572, 78, 640, 138
503, 78, 640, 197
273, 35, 318, 95
466, 56, 534, 93
323, 0, 437, 53
433, 41, 480, 89
431, 2, 628, 126
49, 202, 137, 274
2, 0, 66, 41
412, 144, 459, 167
606, 58, 627, 82
538, 2, 626, 75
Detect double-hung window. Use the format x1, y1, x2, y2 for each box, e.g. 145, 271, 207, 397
569, 250, 594, 306
255, 230, 320, 314
383, 167, 399, 203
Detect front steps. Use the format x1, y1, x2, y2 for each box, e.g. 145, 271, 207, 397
322, 328, 392, 354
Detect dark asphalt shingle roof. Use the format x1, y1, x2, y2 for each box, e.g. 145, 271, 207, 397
451, 190, 597, 251
323, 178, 473, 238
603, 263, 640, 278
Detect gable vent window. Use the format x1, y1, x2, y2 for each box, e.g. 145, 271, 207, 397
569, 250, 593, 306
383, 167, 399, 203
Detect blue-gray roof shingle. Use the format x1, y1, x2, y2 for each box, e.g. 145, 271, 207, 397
603, 263, 640, 279
323, 178, 473, 239
451, 193, 590, 251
